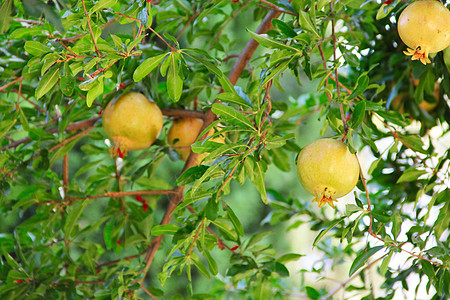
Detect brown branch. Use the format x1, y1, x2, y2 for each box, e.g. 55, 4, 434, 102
147, 26, 176, 52
140, 285, 159, 300
37, 189, 176, 205
0, 77, 23, 92
258, 0, 296, 16
97, 250, 147, 268
187, 218, 206, 256
138, 7, 281, 285
81, 0, 101, 58
2, 108, 207, 151
161, 108, 206, 120
2, 117, 99, 150
325, 254, 387, 299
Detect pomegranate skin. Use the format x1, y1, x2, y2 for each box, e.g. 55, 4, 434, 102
397, 0, 450, 65
102, 92, 163, 156
296, 138, 360, 208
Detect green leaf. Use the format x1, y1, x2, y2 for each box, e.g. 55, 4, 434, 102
151, 224, 179, 236
379, 251, 393, 276
211, 219, 238, 241
312, 217, 345, 248
397, 167, 427, 183
90, 0, 118, 14
43, 5, 65, 32
349, 246, 384, 277
204, 250, 218, 275
182, 52, 223, 77
272, 19, 297, 38
247, 30, 299, 52
376, 3, 395, 20
346, 204, 363, 216
245, 232, 273, 250
176, 165, 209, 186
10, 27, 47, 39
435, 196, 450, 239
277, 253, 303, 264
352, 101, 366, 129
25, 41, 51, 57
298, 11, 320, 38
167, 53, 183, 102
191, 254, 210, 279
64, 200, 90, 238
211, 103, 255, 130
392, 213, 402, 239
350, 74, 369, 99
216, 92, 252, 108
35, 66, 60, 100
252, 161, 267, 204
0, 0, 13, 33
18, 106, 29, 131
86, 76, 104, 107
305, 286, 320, 300
226, 206, 244, 237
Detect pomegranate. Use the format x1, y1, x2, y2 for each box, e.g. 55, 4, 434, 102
296, 138, 360, 208
102, 92, 163, 156
168, 117, 225, 164
397, 0, 450, 65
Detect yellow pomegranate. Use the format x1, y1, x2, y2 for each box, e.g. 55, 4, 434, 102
102, 92, 163, 157
296, 138, 360, 208
168, 118, 204, 161
398, 0, 450, 65
168, 117, 225, 164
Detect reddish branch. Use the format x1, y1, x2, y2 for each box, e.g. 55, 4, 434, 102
138, 8, 282, 286
2, 109, 206, 152
37, 189, 175, 205
81, 0, 101, 58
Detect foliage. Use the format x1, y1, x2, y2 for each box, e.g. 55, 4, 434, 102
0, 0, 449, 299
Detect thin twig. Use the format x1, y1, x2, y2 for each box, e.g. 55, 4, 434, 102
0, 77, 23, 92
187, 218, 206, 256
258, 0, 296, 16
140, 285, 159, 300
147, 26, 176, 52
81, 0, 101, 58
330, 2, 348, 140
37, 189, 176, 205
323, 254, 387, 299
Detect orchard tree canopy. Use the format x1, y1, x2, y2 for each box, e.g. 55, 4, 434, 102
1, 0, 450, 299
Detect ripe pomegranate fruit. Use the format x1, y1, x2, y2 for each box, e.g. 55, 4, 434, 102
102, 92, 163, 156
168, 118, 204, 161
296, 138, 360, 208
168, 117, 224, 164
397, 0, 450, 65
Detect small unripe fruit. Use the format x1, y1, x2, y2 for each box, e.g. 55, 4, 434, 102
398, 0, 450, 65
297, 138, 360, 208
102, 92, 163, 156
